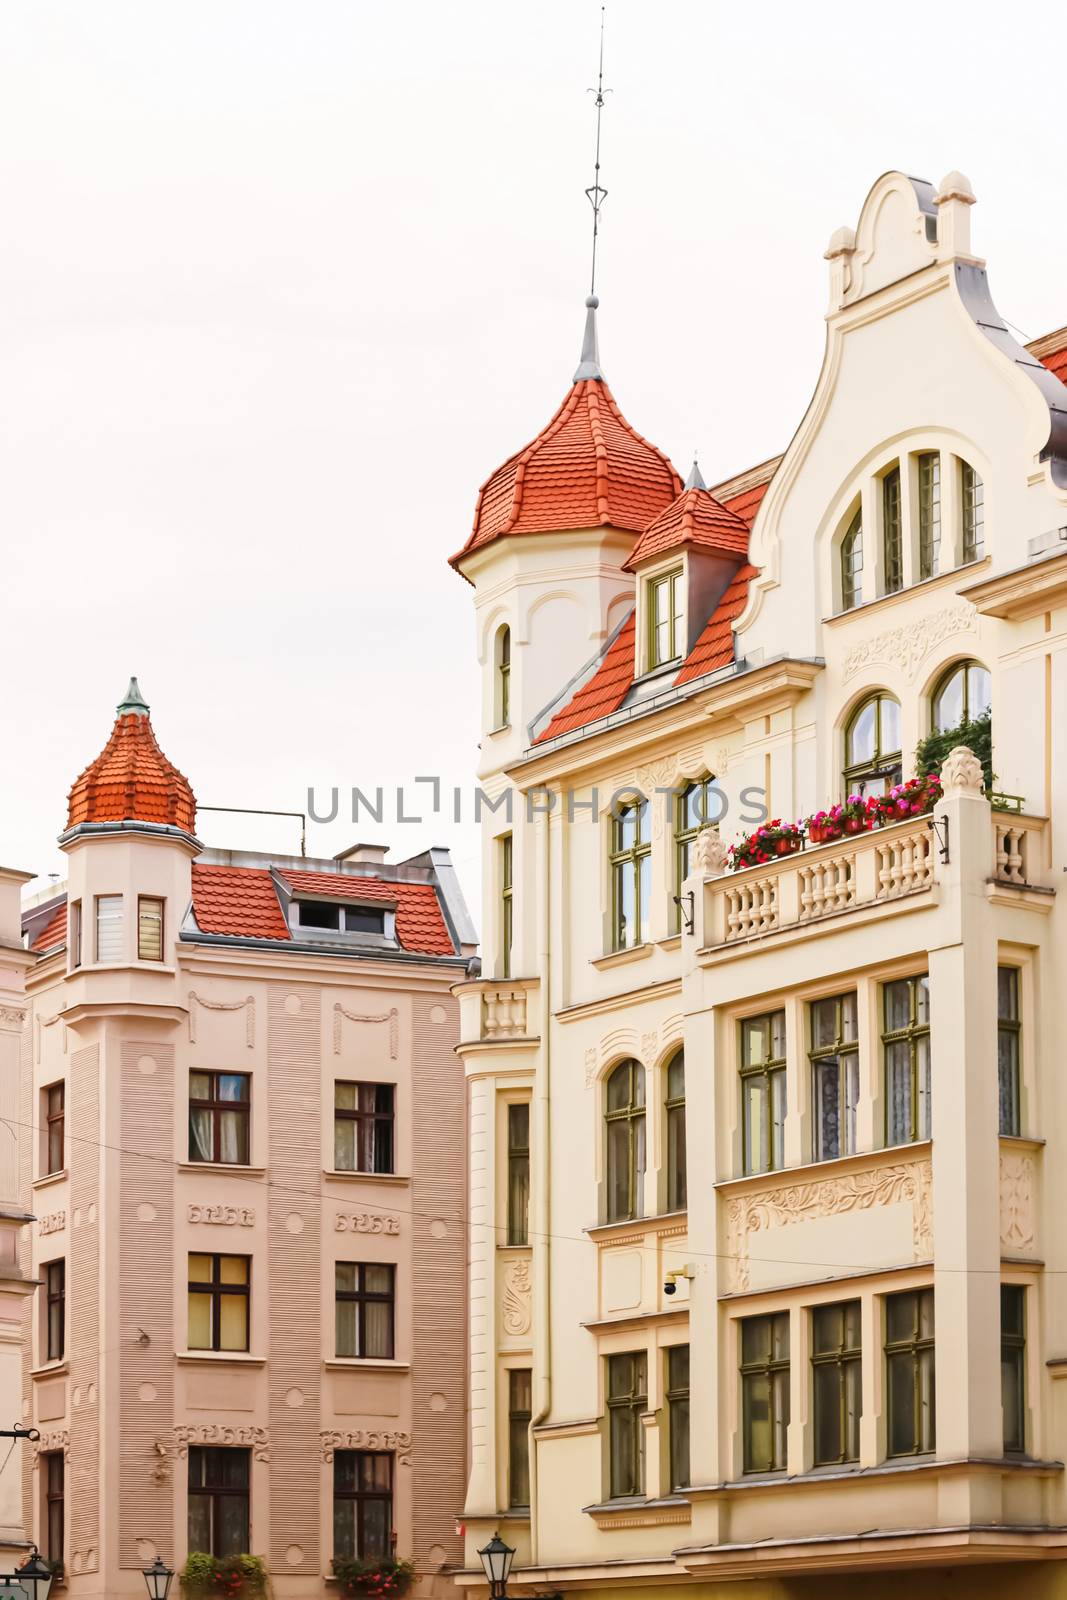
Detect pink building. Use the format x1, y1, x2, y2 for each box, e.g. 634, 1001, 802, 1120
19, 681, 476, 1597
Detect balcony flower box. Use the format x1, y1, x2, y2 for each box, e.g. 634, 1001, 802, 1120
332, 1557, 416, 1599
179, 1554, 267, 1599
727, 821, 804, 870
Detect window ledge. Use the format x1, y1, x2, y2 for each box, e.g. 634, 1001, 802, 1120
322, 1170, 411, 1186
591, 944, 653, 972
175, 1350, 265, 1367
584, 1495, 691, 1529
585, 1209, 687, 1244
686, 1452, 1062, 1496
714, 1140, 932, 1195
823, 556, 991, 625
32, 1171, 68, 1192
176, 1163, 266, 1177
657, 934, 682, 952
323, 1358, 410, 1373
30, 1360, 68, 1380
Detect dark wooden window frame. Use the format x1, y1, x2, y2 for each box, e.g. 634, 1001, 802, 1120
45, 1259, 65, 1363
333, 1450, 394, 1561
335, 1262, 396, 1360
44, 1082, 65, 1176
187, 1254, 250, 1353
334, 1081, 396, 1175
188, 1071, 251, 1166
188, 1445, 250, 1557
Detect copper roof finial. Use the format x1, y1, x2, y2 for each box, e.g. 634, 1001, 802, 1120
685, 455, 708, 492
117, 676, 149, 716
574, 294, 603, 382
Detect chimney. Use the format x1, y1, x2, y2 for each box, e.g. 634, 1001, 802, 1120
333, 842, 389, 867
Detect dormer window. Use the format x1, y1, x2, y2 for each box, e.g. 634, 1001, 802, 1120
647, 568, 683, 669
840, 510, 863, 610
292, 900, 390, 940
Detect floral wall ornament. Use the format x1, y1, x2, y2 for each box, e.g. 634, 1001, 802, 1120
333, 1003, 399, 1059
188, 991, 255, 1048
1000, 1149, 1036, 1254
174, 1424, 270, 1462
32, 1428, 70, 1466
334, 1211, 400, 1235
501, 1256, 532, 1337
842, 603, 975, 682
320, 1429, 412, 1465
584, 1048, 598, 1089
187, 1203, 255, 1227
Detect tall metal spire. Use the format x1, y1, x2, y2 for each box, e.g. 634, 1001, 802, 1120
585, 7, 610, 299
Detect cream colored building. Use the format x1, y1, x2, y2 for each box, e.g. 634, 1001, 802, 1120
18, 682, 476, 1596
451, 170, 1067, 1598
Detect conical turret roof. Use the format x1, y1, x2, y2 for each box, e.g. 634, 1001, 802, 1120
66, 679, 196, 833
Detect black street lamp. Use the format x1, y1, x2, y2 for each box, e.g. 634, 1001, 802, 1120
477, 1533, 515, 1600
142, 1556, 175, 1600
11, 1549, 53, 1600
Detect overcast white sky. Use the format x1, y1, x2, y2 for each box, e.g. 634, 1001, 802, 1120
3, 1, 1066, 916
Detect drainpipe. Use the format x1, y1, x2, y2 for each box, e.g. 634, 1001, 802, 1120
528, 800, 553, 1565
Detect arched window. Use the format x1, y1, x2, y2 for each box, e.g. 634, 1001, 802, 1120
840, 509, 863, 611
495, 626, 511, 727
931, 660, 991, 734
605, 1060, 645, 1222
665, 1051, 686, 1212
674, 775, 719, 909
843, 692, 902, 798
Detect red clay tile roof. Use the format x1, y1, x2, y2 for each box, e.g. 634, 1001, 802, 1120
623, 482, 750, 571
533, 473, 774, 744
192, 864, 291, 940
280, 870, 455, 955
68, 709, 196, 832
189, 863, 455, 956
453, 379, 681, 566
31, 902, 67, 954
1037, 336, 1067, 385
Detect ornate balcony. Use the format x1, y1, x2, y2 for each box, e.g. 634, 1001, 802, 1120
453, 976, 539, 1049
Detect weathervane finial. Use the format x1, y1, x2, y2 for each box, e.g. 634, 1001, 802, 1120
585, 7, 610, 300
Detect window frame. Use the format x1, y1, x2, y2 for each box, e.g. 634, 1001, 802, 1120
333, 1450, 394, 1562
188, 1071, 251, 1166
506, 1101, 530, 1246
94, 893, 123, 963
69, 900, 82, 969
606, 1350, 647, 1499
45, 1259, 65, 1364
507, 1368, 532, 1508
334, 1081, 396, 1175
809, 994, 859, 1163
43, 1449, 64, 1568
739, 1011, 787, 1177
673, 775, 718, 919
843, 692, 903, 799
882, 975, 931, 1147
188, 1445, 250, 1558
882, 466, 903, 594
604, 1060, 646, 1223
665, 1051, 686, 1213
187, 1253, 251, 1354
335, 1261, 396, 1360
1001, 1284, 1026, 1455
740, 1311, 790, 1474
961, 461, 985, 563
885, 1286, 935, 1457
137, 894, 164, 961
647, 567, 683, 670
610, 796, 651, 952
840, 508, 863, 611
666, 1344, 690, 1491
497, 625, 512, 728
500, 833, 513, 980
918, 451, 942, 580
998, 967, 1021, 1138
44, 1082, 65, 1176
811, 1300, 862, 1466
930, 659, 991, 735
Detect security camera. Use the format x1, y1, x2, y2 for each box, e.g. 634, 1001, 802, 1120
664, 1265, 695, 1297
663, 1278, 677, 1297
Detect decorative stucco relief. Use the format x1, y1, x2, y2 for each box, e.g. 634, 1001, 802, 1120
842, 604, 974, 682
1000, 1148, 1036, 1255
584, 1048, 597, 1089
187, 1203, 255, 1227
334, 1211, 400, 1235
726, 1159, 932, 1292
174, 1424, 269, 1462
0, 1007, 25, 1029
501, 1256, 532, 1337
32, 1428, 70, 1465
38, 1211, 66, 1235
150, 1440, 170, 1485
333, 1003, 399, 1059
188, 992, 255, 1048
320, 1429, 412, 1466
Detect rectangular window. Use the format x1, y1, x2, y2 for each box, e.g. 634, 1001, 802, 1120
335, 1262, 395, 1360
137, 895, 164, 961
188, 1072, 251, 1166
998, 967, 1021, 1138
334, 1082, 395, 1174
45, 1260, 65, 1363
667, 1344, 690, 1490
333, 1451, 393, 1561
508, 1368, 532, 1508
188, 1254, 250, 1353
94, 894, 123, 962
665, 1053, 686, 1212
506, 1102, 530, 1247
188, 1446, 250, 1557
296, 901, 387, 935
610, 798, 651, 951
1001, 1284, 1026, 1454
810, 994, 859, 1162
44, 1450, 64, 1567
607, 1350, 647, 1498
918, 452, 941, 579
740, 1011, 787, 1176
648, 569, 683, 669
885, 1287, 935, 1456
44, 1083, 65, 1176
812, 1300, 861, 1466
883, 976, 931, 1146
70, 901, 82, 969
741, 1311, 789, 1473
962, 462, 985, 562
500, 834, 513, 980
883, 467, 903, 594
